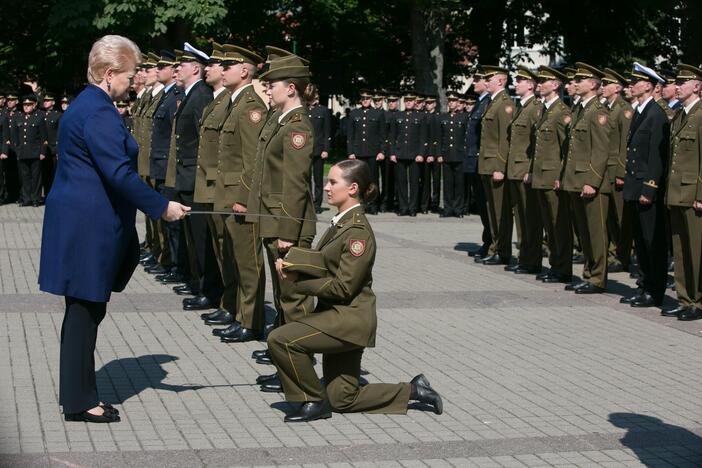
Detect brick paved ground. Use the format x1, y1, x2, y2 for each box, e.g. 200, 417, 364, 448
1, 203, 702, 467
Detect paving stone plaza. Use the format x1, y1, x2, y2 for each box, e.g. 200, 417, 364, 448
1, 204, 702, 467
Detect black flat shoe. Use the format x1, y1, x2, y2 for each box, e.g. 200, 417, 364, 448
204, 310, 235, 326
630, 293, 661, 308
213, 322, 241, 338
678, 308, 702, 321
661, 306, 689, 317
574, 283, 605, 294
284, 401, 332, 423
201, 308, 227, 320
158, 272, 187, 284
256, 354, 274, 365
620, 289, 643, 304
65, 410, 120, 423
514, 266, 541, 274
221, 328, 261, 343
256, 372, 278, 384
410, 374, 443, 415
260, 375, 283, 393
482, 254, 508, 265
252, 349, 269, 359
175, 284, 198, 296
542, 273, 572, 284
183, 295, 214, 311
564, 281, 586, 291
504, 264, 519, 272
145, 264, 168, 274
536, 271, 551, 281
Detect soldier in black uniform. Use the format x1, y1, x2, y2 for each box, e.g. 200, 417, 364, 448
619, 65, 670, 308
466, 72, 493, 258
2, 93, 21, 203
42, 92, 61, 197
420, 95, 442, 214
380, 92, 400, 212
391, 92, 428, 216
149, 51, 184, 281
0, 91, 9, 204
12, 95, 47, 206
347, 90, 386, 214
116, 100, 132, 131
438, 91, 467, 217
308, 85, 332, 214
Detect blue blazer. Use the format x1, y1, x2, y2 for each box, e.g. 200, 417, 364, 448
39, 85, 168, 302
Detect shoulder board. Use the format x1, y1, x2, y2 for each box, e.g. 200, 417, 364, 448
287, 113, 302, 124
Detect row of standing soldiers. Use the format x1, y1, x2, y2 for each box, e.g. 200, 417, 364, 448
0, 92, 68, 206
467, 61, 702, 321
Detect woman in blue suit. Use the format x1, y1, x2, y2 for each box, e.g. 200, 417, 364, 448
39, 35, 190, 423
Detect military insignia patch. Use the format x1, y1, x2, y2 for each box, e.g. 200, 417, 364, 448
624, 110, 633, 120
598, 114, 608, 126
248, 109, 262, 123
564, 115, 572, 125
349, 239, 366, 257
291, 132, 307, 149
505, 105, 514, 115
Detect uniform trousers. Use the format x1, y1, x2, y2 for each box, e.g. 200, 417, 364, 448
165, 189, 188, 276
18, 158, 42, 203
60, 296, 107, 414
142, 176, 156, 252
0, 158, 7, 203
224, 215, 265, 330
441, 161, 464, 216
264, 237, 315, 325
311, 155, 325, 210
268, 322, 411, 413
5, 153, 20, 202
41, 153, 56, 198
509, 180, 543, 269
536, 189, 573, 277
394, 159, 420, 214
419, 160, 441, 212
379, 157, 396, 211
608, 187, 633, 268
627, 199, 668, 303
357, 156, 379, 210
481, 175, 513, 259
208, 213, 237, 313
569, 192, 609, 288
669, 206, 702, 309
152, 179, 172, 266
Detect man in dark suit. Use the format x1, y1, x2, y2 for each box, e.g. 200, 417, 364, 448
13, 95, 47, 206
308, 86, 331, 214
149, 51, 183, 281
620, 64, 670, 308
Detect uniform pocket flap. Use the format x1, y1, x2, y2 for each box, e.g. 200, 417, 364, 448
575, 161, 590, 172
681, 172, 698, 184
206, 168, 218, 181
224, 172, 240, 186
541, 161, 560, 170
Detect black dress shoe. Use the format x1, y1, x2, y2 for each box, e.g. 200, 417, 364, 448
141, 258, 158, 268
536, 271, 551, 281
410, 374, 443, 415
409, 211, 417, 217
145, 264, 168, 274
504, 264, 519, 272
284, 400, 332, 422
514, 266, 542, 274
174, 284, 198, 296
620, 291, 642, 304
260, 375, 283, 392
542, 273, 572, 283
574, 283, 605, 294
204, 310, 235, 326
183, 295, 214, 311
630, 293, 661, 308
213, 322, 242, 337
201, 308, 226, 320
256, 354, 274, 365
221, 328, 262, 343
661, 305, 689, 317
158, 272, 187, 284
252, 349, 269, 359
65, 410, 121, 423
256, 372, 278, 384
139, 253, 154, 264
482, 254, 507, 265
564, 281, 587, 291
678, 308, 702, 321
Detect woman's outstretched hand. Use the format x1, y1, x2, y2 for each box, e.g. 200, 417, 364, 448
162, 202, 191, 221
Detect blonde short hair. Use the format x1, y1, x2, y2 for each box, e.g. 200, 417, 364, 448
87, 35, 141, 85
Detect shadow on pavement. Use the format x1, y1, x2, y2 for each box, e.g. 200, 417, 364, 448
609, 412, 702, 466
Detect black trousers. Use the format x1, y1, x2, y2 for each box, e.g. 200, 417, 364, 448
442, 162, 464, 215
0, 157, 7, 203
18, 158, 42, 203
463, 172, 481, 214
60, 296, 107, 414
471, 173, 492, 248
4, 153, 20, 202
312, 155, 325, 210
42, 153, 56, 199
628, 199, 668, 302
395, 159, 420, 214
164, 187, 188, 276
379, 158, 396, 211
420, 161, 441, 212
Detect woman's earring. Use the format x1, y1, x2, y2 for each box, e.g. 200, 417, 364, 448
107, 82, 111, 92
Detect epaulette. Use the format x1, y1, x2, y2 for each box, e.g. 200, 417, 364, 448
353, 212, 365, 225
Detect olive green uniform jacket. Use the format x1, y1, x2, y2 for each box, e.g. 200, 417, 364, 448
193, 88, 232, 204
530, 97, 571, 190
478, 89, 514, 176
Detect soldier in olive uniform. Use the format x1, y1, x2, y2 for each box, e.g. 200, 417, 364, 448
268, 159, 442, 422
560, 63, 611, 294
528, 66, 573, 283
308, 85, 331, 214
347, 90, 386, 214
13, 95, 47, 206
618, 64, 670, 308
208, 45, 268, 341
437, 91, 467, 217
600, 69, 634, 273
506, 66, 543, 274
662, 64, 702, 320
477, 65, 514, 265
391, 92, 428, 216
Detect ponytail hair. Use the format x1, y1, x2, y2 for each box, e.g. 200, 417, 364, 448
283, 77, 313, 106
335, 159, 379, 204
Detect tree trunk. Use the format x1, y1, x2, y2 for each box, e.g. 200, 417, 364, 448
410, 2, 447, 109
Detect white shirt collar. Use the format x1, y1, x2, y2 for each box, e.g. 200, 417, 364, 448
668, 99, 679, 108
151, 83, 164, 97
279, 105, 303, 123
491, 88, 505, 99
230, 83, 252, 104
580, 95, 596, 107
637, 96, 654, 113
684, 97, 700, 114
184, 79, 202, 96
331, 204, 361, 226
520, 94, 534, 106
544, 96, 559, 109
479, 92, 489, 101
137, 88, 147, 99
213, 86, 226, 99
163, 82, 176, 94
